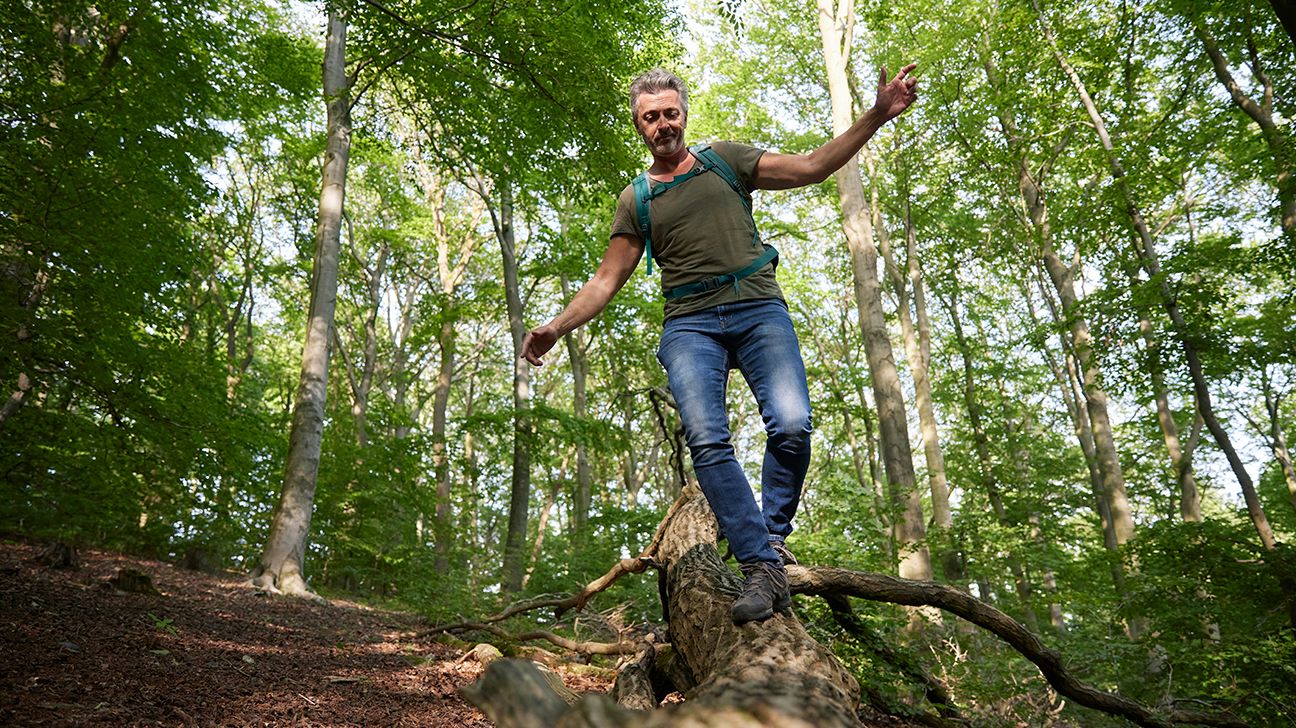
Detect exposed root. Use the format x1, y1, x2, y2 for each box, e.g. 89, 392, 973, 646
245, 568, 328, 605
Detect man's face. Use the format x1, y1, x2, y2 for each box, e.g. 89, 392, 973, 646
633, 89, 687, 157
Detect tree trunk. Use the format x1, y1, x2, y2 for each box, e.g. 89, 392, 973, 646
497, 180, 533, 593
415, 160, 484, 570
561, 273, 593, 539
979, 35, 1134, 558
1136, 302, 1201, 521
871, 149, 957, 584
807, 304, 890, 553
1261, 372, 1296, 512
523, 451, 569, 590
817, 0, 930, 589
1028, 277, 1127, 596
335, 226, 386, 449
946, 290, 1042, 630
0, 254, 50, 432
249, 11, 350, 599
432, 316, 455, 570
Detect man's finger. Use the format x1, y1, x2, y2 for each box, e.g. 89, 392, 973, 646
878, 65, 888, 88
892, 62, 918, 82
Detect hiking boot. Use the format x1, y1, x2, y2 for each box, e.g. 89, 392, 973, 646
731, 561, 791, 624
769, 540, 798, 566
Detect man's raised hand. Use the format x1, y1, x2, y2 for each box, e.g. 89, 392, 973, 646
875, 62, 919, 120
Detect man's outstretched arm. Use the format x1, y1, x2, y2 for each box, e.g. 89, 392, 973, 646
521, 234, 643, 366
752, 63, 918, 191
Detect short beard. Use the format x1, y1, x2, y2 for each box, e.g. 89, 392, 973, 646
646, 131, 683, 156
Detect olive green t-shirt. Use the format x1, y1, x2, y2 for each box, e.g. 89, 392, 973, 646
611, 141, 783, 320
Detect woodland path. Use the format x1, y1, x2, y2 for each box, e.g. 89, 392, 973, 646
0, 541, 609, 727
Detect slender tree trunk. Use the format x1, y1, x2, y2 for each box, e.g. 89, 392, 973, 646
980, 34, 1135, 559
432, 317, 455, 570
497, 181, 533, 593
0, 255, 50, 431
871, 150, 957, 583
1038, 196, 1132, 550
817, 0, 930, 590
561, 273, 592, 539
416, 162, 484, 570
808, 307, 890, 557
1028, 277, 1128, 598
337, 229, 386, 448
463, 372, 482, 595
523, 448, 572, 589
1136, 304, 1202, 521
1030, 513, 1066, 632
947, 288, 1044, 629
249, 11, 350, 598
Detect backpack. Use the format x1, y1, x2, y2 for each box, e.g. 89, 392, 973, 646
631, 143, 778, 300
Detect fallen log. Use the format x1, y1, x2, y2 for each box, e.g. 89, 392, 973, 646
463, 486, 864, 726
460, 487, 1247, 728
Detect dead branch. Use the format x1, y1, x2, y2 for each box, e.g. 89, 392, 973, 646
610, 645, 659, 710
444, 619, 646, 657
792, 566, 1246, 728
426, 593, 572, 634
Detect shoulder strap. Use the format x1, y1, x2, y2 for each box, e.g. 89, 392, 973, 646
692, 143, 760, 250
631, 173, 654, 274
690, 143, 749, 204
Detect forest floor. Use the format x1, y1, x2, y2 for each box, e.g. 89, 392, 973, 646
0, 541, 613, 727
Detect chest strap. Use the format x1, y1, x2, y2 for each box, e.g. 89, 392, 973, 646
663, 244, 779, 300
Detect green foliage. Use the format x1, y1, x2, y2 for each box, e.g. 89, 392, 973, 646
0, 0, 313, 560
4, 0, 1296, 722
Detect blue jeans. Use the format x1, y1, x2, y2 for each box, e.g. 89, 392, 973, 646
657, 298, 812, 565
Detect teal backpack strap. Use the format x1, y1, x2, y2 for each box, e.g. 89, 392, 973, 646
633, 164, 710, 275
663, 244, 779, 301
691, 144, 745, 200
632, 172, 654, 274
691, 144, 760, 248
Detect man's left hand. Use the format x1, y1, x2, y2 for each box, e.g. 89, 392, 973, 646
874, 62, 919, 120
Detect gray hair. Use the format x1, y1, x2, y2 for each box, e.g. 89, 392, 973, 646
628, 68, 689, 121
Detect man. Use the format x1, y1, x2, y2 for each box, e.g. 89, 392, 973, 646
521, 65, 918, 624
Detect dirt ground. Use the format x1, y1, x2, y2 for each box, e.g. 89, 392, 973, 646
0, 541, 612, 727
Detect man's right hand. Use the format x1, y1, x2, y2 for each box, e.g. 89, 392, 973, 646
521, 324, 560, 366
